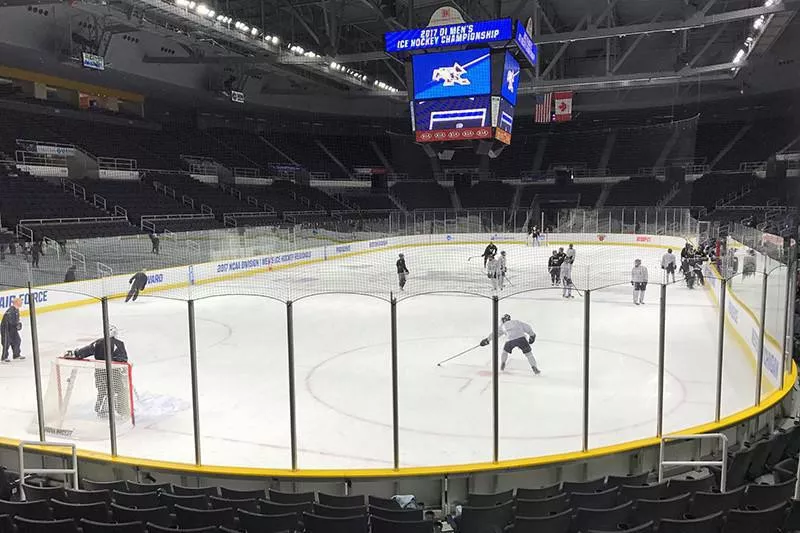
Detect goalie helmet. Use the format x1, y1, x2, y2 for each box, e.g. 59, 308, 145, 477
501, 314, 511, 323
108, 325, 118, 338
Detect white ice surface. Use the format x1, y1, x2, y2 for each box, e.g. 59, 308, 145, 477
0, 244, 759, 469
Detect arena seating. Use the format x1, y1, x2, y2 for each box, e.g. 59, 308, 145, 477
459, 181, 515, 209
391, 182, 452, 210
605, 177, 673, 207
2, 422, 799, 533
77, 179, 198, 225
144, 174, 259, 218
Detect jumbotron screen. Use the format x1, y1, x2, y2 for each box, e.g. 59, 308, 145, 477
412, 48, 491, 100
412, 96, 493, 142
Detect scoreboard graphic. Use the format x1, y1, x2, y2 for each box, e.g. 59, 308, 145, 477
412, 96, 493, 142
501, 52, 520, 105
412, 49, 491, 100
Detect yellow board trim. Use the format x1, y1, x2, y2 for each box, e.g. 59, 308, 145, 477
2, 236, 794, 478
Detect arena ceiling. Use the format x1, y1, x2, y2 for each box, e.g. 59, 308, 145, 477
114, 0, 800, 98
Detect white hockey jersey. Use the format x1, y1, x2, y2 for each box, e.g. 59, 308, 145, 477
486, 258, 501, 277
498, 255, 507, 272
489, 319, 535, 341
631, 265, 649, 283
566, 248, 576, 262
661, 252, 676, 268
560, 261, 572, 279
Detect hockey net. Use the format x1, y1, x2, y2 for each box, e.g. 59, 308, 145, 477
32, 357, 135, 440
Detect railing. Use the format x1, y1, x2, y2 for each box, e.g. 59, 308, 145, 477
114, 205, 128, 218
658, 434, 729, 491
19, 216, 125, 225
97, 262, 113, 278
182, 195, 195, 209
15, 150, 68, 169
98, 157, 138, 170
69, 249, 87, 273
92, 194, 107, 210
201, 204, 214, 215
309, 171, 332, 180
61, 179, 87, 201
18, 442, 79, 498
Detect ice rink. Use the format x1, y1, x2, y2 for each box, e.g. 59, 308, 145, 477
0, 241, 761, 470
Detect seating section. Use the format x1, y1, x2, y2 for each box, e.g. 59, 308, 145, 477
459, 182, 515, 209
605, 177, 673, 206
391, 182, 452, 210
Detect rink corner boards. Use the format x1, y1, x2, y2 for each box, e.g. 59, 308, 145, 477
0, 362, 794, 481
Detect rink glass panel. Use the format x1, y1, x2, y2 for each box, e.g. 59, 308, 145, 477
396, 293, 493, 467
498, 289, 583, 460
109, 295, 196, 464
293, 293, 393, 469
588, 283, 660, 449
194, 296, 291, 469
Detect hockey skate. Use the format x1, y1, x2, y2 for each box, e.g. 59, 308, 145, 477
532, 366, 541, 375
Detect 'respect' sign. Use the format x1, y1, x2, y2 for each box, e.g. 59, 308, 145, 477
384, 19, 513, 53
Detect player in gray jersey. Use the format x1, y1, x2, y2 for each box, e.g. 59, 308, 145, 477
486, 255, 502, 291
560, 258, 574, 298
479, 314, 540, 374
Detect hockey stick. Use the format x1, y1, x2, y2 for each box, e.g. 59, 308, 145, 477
467, 255, 482, 262
436, 344, 481, 366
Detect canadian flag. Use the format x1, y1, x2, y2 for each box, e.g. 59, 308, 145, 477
554, 91, 574, 122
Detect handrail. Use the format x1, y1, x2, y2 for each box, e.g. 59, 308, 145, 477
658, 433, 728, 491
19, 441, 79, 498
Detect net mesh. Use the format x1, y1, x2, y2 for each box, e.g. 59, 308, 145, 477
34, 357, 134, 440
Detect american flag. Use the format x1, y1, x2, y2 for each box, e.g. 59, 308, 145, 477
534, 93, 552, 123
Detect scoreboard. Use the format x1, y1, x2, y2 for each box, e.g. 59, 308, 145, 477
386, 18, 536, 147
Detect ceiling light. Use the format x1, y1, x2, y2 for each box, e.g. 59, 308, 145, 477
271, 36, 279, 44
732, 48, 746, 64
188, 1, 196, 8
175, 0, 189, 5
251, 27, 259, 36
753, 16, 766, 29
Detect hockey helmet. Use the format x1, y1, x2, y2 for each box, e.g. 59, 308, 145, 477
501, 314, 511, 323
108, 325, 119, 338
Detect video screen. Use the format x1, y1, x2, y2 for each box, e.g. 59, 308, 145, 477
413, 96, 492, 132
412, 48, 491, 100
496, 98, 515, 133
501, 52, 520, 105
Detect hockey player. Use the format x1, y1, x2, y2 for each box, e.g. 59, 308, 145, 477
0, 298, 23, 362
631, 259, 648, 305
561, 258, 575, 298
742, 249, 757, 280
66, 325, 129, 418
396, 253, 409, 291
497, 251, 508, 290
482, 241, 498, 268
486, 255, 502, 291
125, 269, 148, 303
479, 314, 540, 374
661, 248, 677, 283
548, 250, 561, 286
565, 244, 576, 264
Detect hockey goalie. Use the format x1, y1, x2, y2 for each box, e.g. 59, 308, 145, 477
33, 326, 135, 440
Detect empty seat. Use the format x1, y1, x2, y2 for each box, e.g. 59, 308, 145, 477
465, 489, 514, 507
237, 509, 299, 533
22, 485, 65, 502
368, 506, 423, 521
318, 493, 365, 508
82, 480, 126, 493
258, 499, 313, 516
632, 493, 691, 525
110, 504, 172, 527
563, 478, 608, 494
145, 524, 217, 533
659, 511, 724, 533
0, 500, 52, 520
741, 478, 796, 510
620, 482, 668, 502
219, 487, 266, 500
158, 493, 207, 512
14, 517, 78, 533
313, 503, 366, 518
368, 496, 401, 510
588, 520, 654, 533
689, 487, 746, 517
63, 489, 111, 506
724, 502, 788, 533
512, 508, 573, 533
574, 501, 634, 533
126, 482, 172, 494
172, 486, 219, 497
370, 515, 434, 533
303, 512, 368, 533
50, 500, 108, 524
113, 491, 160, 509
516, 484, 563, 500
209, 496, 258, 512
515, 493, 570, 518
606, 473, 650, 488
268, 489, 315, 504
80, 518, 143, 533
665, 473, 716, 498
457, 501, 513, 533
570, 488, 619, 510
174, 504, 235, 529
